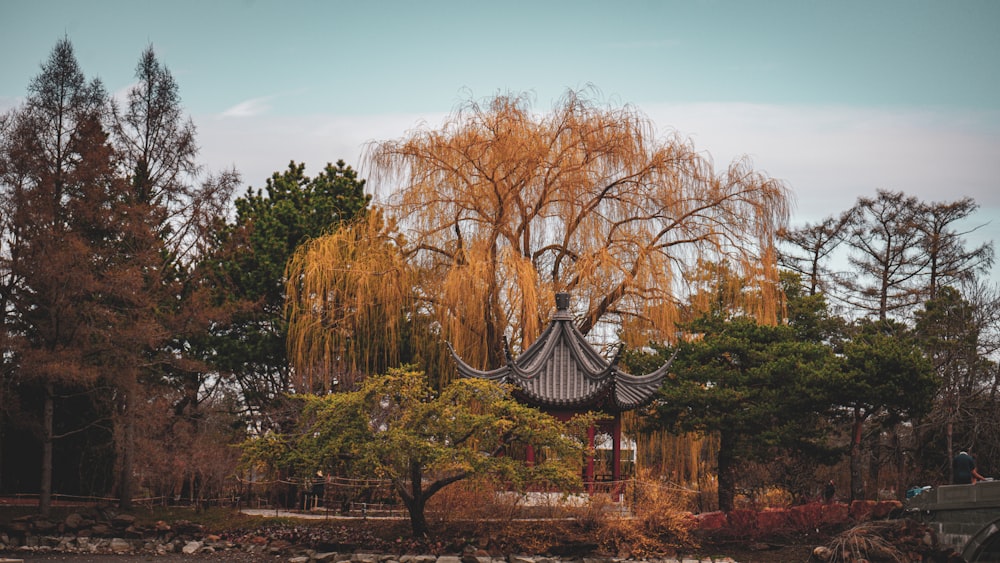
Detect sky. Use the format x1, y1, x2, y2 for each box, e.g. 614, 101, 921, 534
2, 0, 999, 284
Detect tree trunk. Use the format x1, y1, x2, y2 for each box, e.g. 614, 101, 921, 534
118, 384, 135, 510
850, 413, 865, 501
946, 407, 955, 484
0, 391, 4, 494
404, 494, 429, 537
39, 381, 54, 517
717, 431, 736, 512
893, 428, 906, 501
400, 461, 429, 537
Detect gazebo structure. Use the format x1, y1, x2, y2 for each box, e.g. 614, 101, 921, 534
449, 292, 676, 491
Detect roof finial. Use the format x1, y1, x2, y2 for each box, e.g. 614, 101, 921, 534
555, 292, 570, 310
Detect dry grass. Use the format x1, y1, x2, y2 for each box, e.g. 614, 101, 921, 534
821, 521, 907, 563
590, 476, 699, 558
420, 475, 699, 557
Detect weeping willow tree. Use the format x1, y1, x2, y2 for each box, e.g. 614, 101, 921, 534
286, 89, 789, 387
285, 211, 418, 392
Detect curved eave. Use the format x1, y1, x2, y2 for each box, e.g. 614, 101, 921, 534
611, 372, 665, 410
611, 348, 678, 410
448, 342, 509, 382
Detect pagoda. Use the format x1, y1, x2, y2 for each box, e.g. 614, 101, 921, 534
449, 292, 675, 489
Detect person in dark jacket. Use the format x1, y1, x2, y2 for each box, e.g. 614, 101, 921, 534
953, 450, 985, 484
823, 480, 836, 503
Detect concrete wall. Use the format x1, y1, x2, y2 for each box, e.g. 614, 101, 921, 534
906, 481, 1000, 561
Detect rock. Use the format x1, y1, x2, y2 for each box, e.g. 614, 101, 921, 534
90, 524, 112, 536
172, 519, 205, 535
812, 546, 832, 561
289, 557, 311, 563
53, 536, 72, 549
109, 538, 131, 553
32, 520, 56, 533
64, 513, 84, 530
270, 539, 293, 551
438, 556, 463, 563
111, 514, 136, 528
182, 540, 203, 554
315, 553, 339, 562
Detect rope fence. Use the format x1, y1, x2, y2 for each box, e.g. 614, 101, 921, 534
0, 475, 707, 517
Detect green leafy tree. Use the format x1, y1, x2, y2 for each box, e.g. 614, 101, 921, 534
210, 160, 370, 428
833, 319, 937, 500
242, 367, 586, 536
645, 312, 839, 512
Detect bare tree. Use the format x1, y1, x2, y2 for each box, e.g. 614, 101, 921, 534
779, 211, 852, 296
839, 190, 928, 321
108, 46, 239, 509
916, 281, 1000, 481
917, 197, 994, 301
0, 38, 111, 516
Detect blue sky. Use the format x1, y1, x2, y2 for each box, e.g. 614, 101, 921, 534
3, 0, 999, 282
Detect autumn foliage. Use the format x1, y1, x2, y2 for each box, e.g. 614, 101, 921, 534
287, 91, 790, 390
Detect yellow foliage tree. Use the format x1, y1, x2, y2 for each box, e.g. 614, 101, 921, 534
286, 91, 790, 390
285, 211, 416, 392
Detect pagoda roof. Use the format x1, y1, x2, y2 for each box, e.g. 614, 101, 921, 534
449, 293, 674, 412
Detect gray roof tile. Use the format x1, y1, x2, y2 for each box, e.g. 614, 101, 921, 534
450, 293, 674, 412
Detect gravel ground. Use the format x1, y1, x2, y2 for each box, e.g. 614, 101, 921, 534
2, 545, 820, 563
3, 553, 282, 562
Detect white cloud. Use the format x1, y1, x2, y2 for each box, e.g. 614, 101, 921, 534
194, 103, 1000, 284
195, 112, 446, 191
220, 96, 275, 118
0, 96, 23, 112
642, 103, 1000, 220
